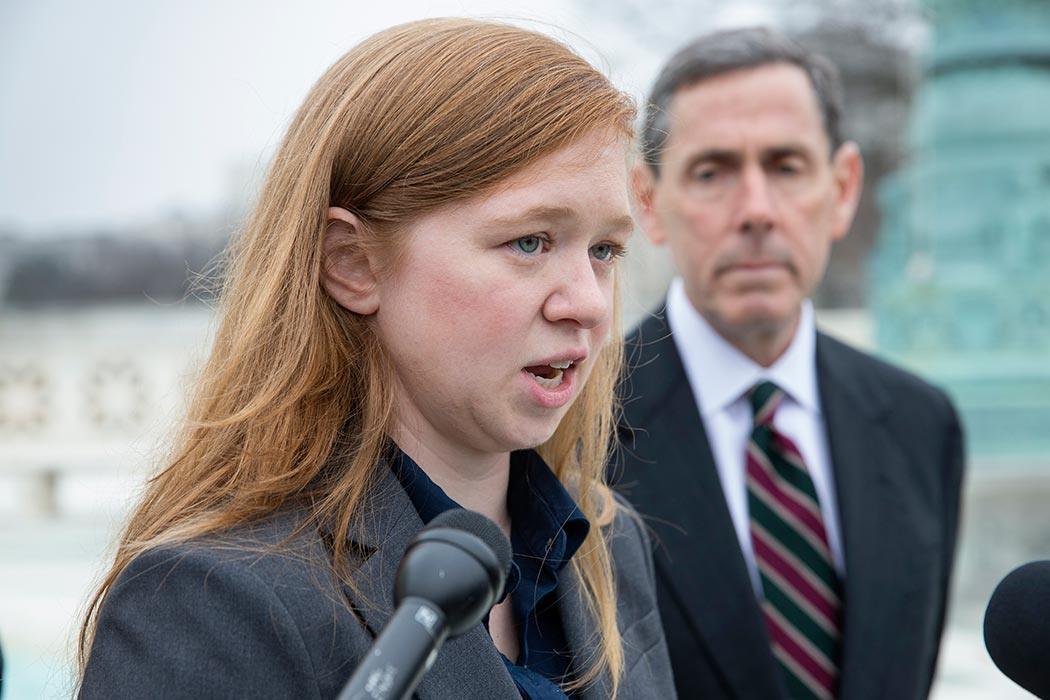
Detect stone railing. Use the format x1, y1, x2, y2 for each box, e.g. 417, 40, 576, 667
0, 306, 213, 516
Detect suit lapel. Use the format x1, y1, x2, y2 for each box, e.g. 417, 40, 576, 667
338, 467, 518, 699
620, 313, 782, 698
558, 564, 612, 700
817, 334, 918, 699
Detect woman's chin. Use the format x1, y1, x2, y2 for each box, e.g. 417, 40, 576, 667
499, 417, 563, 453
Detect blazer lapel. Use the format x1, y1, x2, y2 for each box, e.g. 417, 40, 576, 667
620, 313, 782, 698
338, 467, 518, 699
558, 564, 612, 700
817, 334, 920, 699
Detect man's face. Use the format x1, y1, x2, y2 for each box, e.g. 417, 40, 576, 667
634, 63, 862, 356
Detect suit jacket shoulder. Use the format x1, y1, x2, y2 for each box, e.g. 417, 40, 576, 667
816, 331, 957, 418
80, 509, 365, 699
80, 482, 520, 700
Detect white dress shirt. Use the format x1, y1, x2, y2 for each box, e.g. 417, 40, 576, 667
665, 277, 845, 597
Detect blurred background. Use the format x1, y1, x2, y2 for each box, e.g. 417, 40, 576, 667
2, 0, 1048, 697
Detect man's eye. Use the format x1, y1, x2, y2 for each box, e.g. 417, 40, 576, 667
693, 168, 718, 183
512, 235, 544, 254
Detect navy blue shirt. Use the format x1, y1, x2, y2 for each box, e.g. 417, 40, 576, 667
391, 447, 590, 699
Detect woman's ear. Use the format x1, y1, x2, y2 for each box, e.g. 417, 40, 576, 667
321, 207, 380, 315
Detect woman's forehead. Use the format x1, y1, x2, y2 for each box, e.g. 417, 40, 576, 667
446, 132, 631, 222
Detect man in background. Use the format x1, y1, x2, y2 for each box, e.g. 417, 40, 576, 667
616, 27, 964, 699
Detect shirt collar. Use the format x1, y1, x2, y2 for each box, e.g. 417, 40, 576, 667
666, 276, 821, 414
389, 445, 590, 584
389, 446, 460, 525
505, 449, 590, 565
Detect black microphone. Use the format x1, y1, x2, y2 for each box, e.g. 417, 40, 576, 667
983, 560, 1050, 699
338, 508, 513, 700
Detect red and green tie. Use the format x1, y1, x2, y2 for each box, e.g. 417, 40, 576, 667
746, 381, 842, 700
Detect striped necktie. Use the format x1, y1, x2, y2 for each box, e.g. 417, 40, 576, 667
746, 381, 842, 700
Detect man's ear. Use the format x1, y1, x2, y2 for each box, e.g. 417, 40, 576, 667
630, 162, 667, 245
321, 207, 379, 315
830, 141, 864, 242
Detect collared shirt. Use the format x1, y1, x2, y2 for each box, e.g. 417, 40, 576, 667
665, 277, 845, 596
391, 446, 590, 699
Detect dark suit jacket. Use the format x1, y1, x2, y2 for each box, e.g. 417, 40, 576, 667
80, 465, 676, 699
613, 310, 964, 700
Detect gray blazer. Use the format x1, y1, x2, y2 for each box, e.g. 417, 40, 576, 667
81, 466, 675, 699
615, 311, 965, 699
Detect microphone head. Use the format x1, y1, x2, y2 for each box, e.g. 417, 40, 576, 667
427, 507, 513, 579
395, 508, 513, 637
984, 560, 1050, 699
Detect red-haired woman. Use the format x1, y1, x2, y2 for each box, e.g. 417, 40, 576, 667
79, 18, 674, 700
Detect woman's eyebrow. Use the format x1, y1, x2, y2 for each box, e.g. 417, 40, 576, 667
486, 204, 578, 228
486, 207, 634, 236
604, 214, 636, 236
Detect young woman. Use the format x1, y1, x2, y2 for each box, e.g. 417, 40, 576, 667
78, 18, 674, 699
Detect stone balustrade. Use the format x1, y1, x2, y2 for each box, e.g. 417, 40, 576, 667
0, 306, 213, 516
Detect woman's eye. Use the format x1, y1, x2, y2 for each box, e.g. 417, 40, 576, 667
591, 242, 626, 262
512, 235, 544, 255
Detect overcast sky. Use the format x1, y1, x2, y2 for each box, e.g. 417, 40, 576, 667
0, 0, 778, 234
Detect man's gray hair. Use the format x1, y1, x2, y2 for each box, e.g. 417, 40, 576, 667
641, 27, 845, 173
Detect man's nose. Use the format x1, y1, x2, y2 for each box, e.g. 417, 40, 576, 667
735, 164, 776, 235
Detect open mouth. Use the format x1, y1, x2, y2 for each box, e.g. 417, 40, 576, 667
523, 360, 573, 389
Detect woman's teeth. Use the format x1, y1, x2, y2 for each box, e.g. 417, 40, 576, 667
525, 360, 573, 388
533, 367, 565, 388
